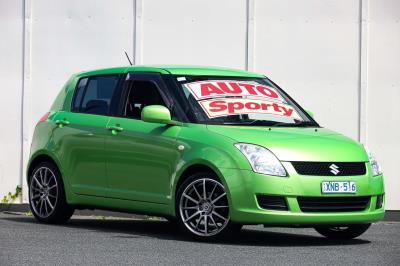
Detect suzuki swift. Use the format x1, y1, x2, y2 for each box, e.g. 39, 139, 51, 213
28, 66, 385, 240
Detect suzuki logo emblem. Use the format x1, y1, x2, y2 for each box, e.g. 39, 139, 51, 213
329, 164, 340, 175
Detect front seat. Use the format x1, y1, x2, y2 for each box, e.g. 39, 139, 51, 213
126, 81, 165, 119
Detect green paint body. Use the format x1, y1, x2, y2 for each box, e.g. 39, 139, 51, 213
29, 66, 384, 224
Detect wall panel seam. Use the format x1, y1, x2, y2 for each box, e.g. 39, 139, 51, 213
134, 0, 143, 65
21, 0, 32, 203
359, 0, 369, 144
245, 0, 255, 71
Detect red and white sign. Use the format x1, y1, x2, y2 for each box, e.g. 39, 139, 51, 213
199, 98, 302, 119
184, 80, 286, 102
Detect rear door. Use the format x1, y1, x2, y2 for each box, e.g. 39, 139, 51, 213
105, 73, 181, 204
53, 74, 122, 196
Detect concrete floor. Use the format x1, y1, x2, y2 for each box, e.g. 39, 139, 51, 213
0, 213, 399, 266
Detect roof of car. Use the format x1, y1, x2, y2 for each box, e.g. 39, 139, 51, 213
76, 65, 266, 78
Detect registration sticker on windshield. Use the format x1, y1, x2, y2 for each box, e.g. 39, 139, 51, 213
184, 80, 286, 102
199, 98, 302, 119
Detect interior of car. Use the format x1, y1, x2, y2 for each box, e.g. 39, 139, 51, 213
125, 80, 167, 119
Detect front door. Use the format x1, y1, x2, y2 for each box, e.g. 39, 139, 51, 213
105, 73, 181, 203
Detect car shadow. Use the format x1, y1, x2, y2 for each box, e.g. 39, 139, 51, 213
2, 215, 370, 247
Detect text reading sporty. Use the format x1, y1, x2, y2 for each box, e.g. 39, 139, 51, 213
28, 66, 384, 240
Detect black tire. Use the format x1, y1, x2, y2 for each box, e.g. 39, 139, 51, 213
28, 161, 74, 224
314, 223, 371, 240
165, 216, 177, 224
175, 172, 242, 241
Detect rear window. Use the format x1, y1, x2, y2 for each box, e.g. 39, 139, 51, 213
72, 75, 119, 115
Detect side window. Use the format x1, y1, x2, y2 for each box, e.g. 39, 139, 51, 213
72, 78, 87, 111
124, 80, 167, 119
72, 75, 119, 115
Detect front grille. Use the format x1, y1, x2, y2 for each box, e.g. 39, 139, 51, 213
291, 162, 366, 176
257, 195, 288, 211
298, 196, 370, 212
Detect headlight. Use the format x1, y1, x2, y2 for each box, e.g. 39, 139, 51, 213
235, 143, 287, 177
367, 150, 382, 176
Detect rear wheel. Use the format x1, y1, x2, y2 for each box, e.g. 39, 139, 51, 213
29, 162, 74, 224
314, 224, 371, 240
176, 172, 241, 240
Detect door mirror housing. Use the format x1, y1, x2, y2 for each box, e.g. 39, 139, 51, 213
306, 110, 314, 118
141, 105, 181, 126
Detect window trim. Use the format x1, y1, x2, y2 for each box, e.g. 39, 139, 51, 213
71, 77, 88, 112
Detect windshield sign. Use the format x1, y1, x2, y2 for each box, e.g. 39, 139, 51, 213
199, 98, 301, 119
185, 80, 286, 102
183, 80, 302, 120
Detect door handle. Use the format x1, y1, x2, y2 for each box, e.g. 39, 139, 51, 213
107, 125, 124, 135
55, 119, 70, 128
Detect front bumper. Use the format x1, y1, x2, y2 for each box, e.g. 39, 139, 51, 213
220, 162, 385, 225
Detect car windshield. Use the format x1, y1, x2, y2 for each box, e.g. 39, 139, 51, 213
174, 75, 319, 127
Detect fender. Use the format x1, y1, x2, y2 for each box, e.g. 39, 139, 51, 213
27, 149, 74, 203
169, 158, 234, 217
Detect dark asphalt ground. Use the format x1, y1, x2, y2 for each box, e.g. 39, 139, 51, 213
0, 213, 399, 266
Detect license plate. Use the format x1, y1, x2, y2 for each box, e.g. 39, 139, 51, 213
321, 181, 356, 193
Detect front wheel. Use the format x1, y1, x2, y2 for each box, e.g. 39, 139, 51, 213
176, 173, 241, 240
314, 224, 371, 240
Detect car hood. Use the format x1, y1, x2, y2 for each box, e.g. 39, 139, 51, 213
206, 125, 368, 162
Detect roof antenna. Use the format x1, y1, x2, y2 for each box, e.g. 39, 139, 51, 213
124, 51, 133, 66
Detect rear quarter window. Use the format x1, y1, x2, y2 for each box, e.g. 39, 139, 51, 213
72, 75, 119, 116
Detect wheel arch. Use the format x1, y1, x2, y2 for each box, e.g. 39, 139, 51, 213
172, 160, 232, 216
27, 151, 64, 186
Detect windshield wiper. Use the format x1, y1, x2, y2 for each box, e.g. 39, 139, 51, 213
271, 120, 318, 127
220, 120, 277, 126
207, 119, 318, 127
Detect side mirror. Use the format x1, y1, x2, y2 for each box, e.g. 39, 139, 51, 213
306, 110, 314, 118
141, 105, 181, 126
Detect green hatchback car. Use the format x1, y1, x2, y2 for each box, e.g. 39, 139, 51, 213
28, 65, 384, 240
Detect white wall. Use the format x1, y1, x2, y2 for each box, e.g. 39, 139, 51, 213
30, 0, 134, 132
254, 0, 361, 140
367, 0, 400, 210
0, 0, 23, 202
140, 0, 247, 68
0, 0, 399, 209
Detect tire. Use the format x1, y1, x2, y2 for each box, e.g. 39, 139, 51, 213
28, 161, 74, 224
314, 223, 371, 240
175, 172, 242, 241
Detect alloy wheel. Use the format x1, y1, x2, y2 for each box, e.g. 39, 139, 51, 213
179, 178, 230, 237
30, 166, 58, 218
